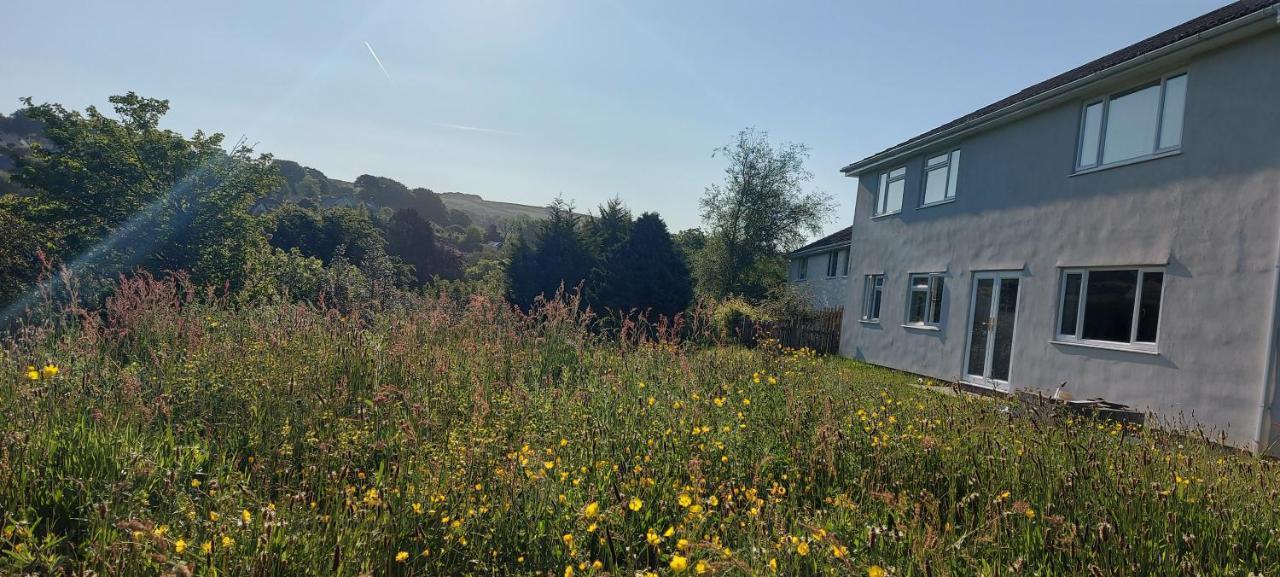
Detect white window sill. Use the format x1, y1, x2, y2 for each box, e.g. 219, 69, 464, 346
858, 319, 881, 325
1071, 149, 1181, 177
902, 323, 940, 331
918, 197, 955, 209
1050, 339, 1159, 355
870, 210, 901, 220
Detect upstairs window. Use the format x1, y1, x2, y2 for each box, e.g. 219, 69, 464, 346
1056, 267, 1164, 351
1077, 73, 1187, 170
826, 251, 840, 277
861, 274, 884, 322
921, 150, 960, 206
794, 257, 808, 281
906, 273, 945, 326
874, 167, 906, 217
840, 249, 850, 277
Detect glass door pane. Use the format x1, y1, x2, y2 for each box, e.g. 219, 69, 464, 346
966, 278, 994, 377
989, 278, 1020, 382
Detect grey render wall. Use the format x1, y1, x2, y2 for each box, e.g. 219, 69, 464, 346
790, 249, 851, 309
839, 28, 1280, 451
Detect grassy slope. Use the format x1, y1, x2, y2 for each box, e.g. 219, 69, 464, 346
438, 192, 553, 225
1, 281, 1278, 576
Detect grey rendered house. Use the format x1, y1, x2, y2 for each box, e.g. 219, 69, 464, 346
839, 0, 1280, 454
787, 226, 851, 309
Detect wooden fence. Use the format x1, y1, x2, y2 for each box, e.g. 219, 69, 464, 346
732, 307, 844, 355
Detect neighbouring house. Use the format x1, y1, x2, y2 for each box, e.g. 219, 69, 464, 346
838, 0, 1280, 455
787, 226, 851, 309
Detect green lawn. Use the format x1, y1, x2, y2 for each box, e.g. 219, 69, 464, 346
2, 287, 1278, 575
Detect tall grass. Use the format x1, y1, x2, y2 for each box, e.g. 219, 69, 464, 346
1, 273, 1278, 576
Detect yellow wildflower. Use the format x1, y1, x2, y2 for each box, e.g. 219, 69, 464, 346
795, 541, 809, 556
868, 566, 887, 577
628, 497, 643, 512
201, 541, 212, 554
768, 558, 778, 572
395, 551, 409, 563
25, 366, 39, 381
695, 560, 710, 574
241, 509, 252, 524
670, 555, 689, 572
174, 539, 187, 553
677, 493, 692, 508
221, 535, 235, 549
584, 501, 599, 518
41, 364, 58, 378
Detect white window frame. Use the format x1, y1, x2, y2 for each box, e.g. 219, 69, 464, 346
826, 251, 840, 278
1054, 266, 1165, 353
1075, 72, 1187, 172
920, 149, 960, 207
873, 167, 906, 217
905, 272, 945, 327
861, 274, 884, 322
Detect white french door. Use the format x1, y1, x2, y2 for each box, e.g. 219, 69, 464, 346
963, 272, 1022, 392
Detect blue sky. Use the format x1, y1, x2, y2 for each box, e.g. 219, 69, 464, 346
2, 0, 1224, 239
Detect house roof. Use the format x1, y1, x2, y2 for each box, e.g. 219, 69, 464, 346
789, 226, 851, 258
840, 0, 1280, 175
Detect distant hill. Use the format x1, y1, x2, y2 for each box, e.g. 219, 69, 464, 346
0, 111, 555, 228
438, 192, 556, 225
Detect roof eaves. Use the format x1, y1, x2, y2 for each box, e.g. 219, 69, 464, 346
840, 0, 1280, 177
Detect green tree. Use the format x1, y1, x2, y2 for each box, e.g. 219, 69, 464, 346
673, 228, 706, 266
381, 207, 461, 284
505, 198, 593, 309
593, 212, 692, 318
8, 93, 278, 293
696, 128, 832, 299
586, 197, 632, 256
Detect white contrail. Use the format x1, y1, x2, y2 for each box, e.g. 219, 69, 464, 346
364, 41, 391, 80
434, 123, 521, 136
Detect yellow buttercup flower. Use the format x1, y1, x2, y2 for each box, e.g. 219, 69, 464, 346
201, 541, 212, 554
795, 541, 809, 556
395, 551, 409, 563
868, 565, 887, 577
628, 497, 643, 512
584, 501, 599, 518
221, 535, 235, 549
25, 366, 39, 381
241, 509, 252, 524
174, 539, 187, 553
677, 493, 692, 507
695, 560, 710, 574
41, 364, 58, 378
670, 555, 689, 572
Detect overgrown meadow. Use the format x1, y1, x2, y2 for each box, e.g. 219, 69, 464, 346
2, 275, 1279, 576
